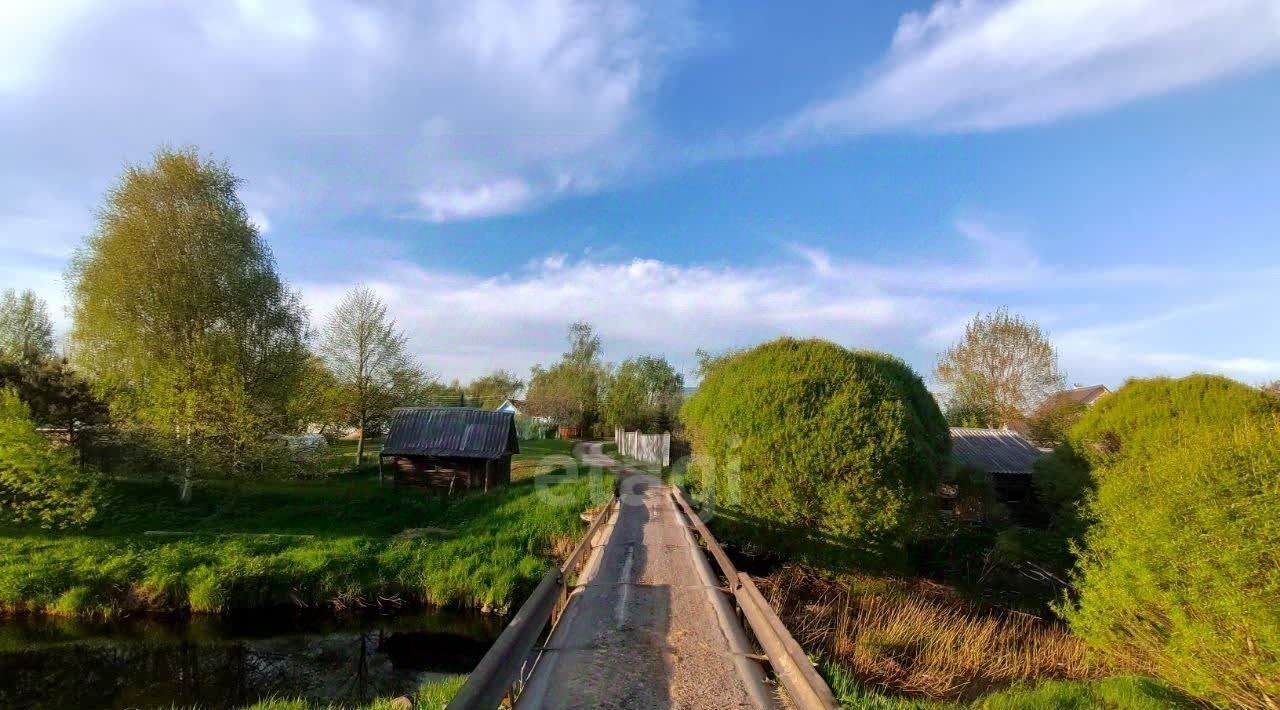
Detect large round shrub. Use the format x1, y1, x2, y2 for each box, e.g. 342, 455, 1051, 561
680, 338, 948, 559
1037, 375, 1280, 525
1060, 376, 1279, 707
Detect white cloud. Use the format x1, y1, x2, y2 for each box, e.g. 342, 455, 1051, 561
418, 179, 535, 222
0, 0, 694, 227
295, 220, 1280, 385
764, 0, 1280, 147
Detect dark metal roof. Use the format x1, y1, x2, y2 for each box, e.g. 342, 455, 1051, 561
382, 408, 519, 459
950, 427, 1044, 475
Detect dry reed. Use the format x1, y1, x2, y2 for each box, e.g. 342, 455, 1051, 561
756, 564, 1117, 701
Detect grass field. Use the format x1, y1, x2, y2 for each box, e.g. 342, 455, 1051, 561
0, 439, 610, 617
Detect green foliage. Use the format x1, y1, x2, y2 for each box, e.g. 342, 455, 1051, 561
601, 355, 683, 433
1037, 374, 1279, 533
935, 309, 1065, 428
1064, 414, 1280, 708
66, 147, 308, 485
818, 656, 1193, 709
514, 414, 555, 440
0, 388, 96, 528
0, 358, 108, 448
0, 288, 56, 363
681, 338, 949, 562
465, 370, 523, 409
237, 675, 465, 709
525, 321, 606, 430
1025, 397, 1087, 447
0, 457, 610, 616
319, 285, 427, 463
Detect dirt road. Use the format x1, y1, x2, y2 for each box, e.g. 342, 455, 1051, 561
515, 442, 771, 709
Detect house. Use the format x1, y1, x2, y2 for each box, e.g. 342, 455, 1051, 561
379, 408, 518, 493
1043, 384, 1111, 409
949, 427, 1045, 504
495, 398, 522, 416
496, 398, 552, 423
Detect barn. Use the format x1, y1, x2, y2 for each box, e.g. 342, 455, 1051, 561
380, 408, 519, 493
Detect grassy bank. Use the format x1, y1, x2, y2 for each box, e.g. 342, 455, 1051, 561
0, 438, 609, 617
241, 675, 467, 710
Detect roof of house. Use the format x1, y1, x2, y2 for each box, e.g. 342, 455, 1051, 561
1049, 384, 1111, 407
950, 427, 1045, 475
496, 398, 524, 411
382, 408, 519, 459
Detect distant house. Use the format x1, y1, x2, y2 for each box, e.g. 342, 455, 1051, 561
949, 427, 1045, 504
495, 398, 522, 416
380, 408, 518, 493
1043, 384, 1111, 409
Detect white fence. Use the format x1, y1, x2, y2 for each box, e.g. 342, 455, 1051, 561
614, 428, 671, 467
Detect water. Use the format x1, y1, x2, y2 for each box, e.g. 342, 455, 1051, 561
0, 608, 503, 709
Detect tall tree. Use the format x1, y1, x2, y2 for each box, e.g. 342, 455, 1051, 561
934, 309, 1065, 428
319, 285, 412, 464
602, 355, 684, 432
465, 370, 523, 408
525, 321, 606, 431
67, 147, 308, 498
0, 289, 56, 363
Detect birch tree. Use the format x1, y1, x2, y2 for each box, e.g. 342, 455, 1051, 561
0, 289, 56, 363
67, 147, 308, 498
319, 286, 411, 464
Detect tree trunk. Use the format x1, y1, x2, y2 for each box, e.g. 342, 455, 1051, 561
180, 424, 194, 503
356, 412, 366, 465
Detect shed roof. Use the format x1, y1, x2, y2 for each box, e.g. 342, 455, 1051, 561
382, 408, 519, 459
950, 427, 1044, 475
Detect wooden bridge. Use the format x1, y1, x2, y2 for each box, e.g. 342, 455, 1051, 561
446, 443, 837, 710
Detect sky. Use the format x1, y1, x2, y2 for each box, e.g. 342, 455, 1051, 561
3, 0, 1280, 388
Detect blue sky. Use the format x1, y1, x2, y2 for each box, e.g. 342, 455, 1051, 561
3, 0, 1280, 386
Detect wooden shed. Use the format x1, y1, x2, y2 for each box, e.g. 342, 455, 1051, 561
949, 427, 1046, 504
380, 408, 519, 493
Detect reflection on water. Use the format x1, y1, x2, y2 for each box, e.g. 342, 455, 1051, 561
0, 608, 503, 709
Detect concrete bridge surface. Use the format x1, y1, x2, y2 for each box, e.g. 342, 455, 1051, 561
515, 442, 771, 709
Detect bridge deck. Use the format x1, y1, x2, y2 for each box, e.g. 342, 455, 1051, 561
515, 444, 767, 709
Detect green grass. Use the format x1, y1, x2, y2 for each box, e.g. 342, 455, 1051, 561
818, 657, 1197, 709
238, 674, 467, 710
0, 442, 612, 617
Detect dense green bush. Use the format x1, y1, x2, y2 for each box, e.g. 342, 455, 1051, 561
0, 388, 97, 528
680, 338, 948, 561
1058, 376, 1280, 708
1036, 374, 1279, 535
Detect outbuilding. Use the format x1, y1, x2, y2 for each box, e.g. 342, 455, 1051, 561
380, 408, 519, 493
949, 427, 1045, 504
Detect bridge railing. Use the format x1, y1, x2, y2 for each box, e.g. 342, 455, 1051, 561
445, 493, 618, 710
671, 486, 839, 710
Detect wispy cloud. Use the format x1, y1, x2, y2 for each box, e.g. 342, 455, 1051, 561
0, 0, 695, 225
757, 0, 1280, 149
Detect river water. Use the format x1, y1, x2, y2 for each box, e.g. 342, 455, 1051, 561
0, 608, 503, 709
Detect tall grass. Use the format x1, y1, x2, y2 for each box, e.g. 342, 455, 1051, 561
757, 564, 1112, 700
